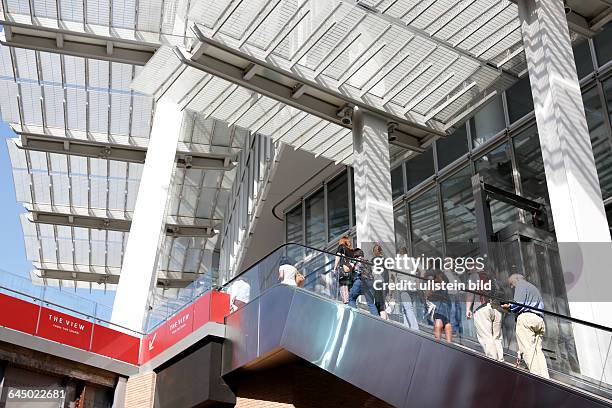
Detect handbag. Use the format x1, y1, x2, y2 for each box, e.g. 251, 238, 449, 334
335, 257, 353, 280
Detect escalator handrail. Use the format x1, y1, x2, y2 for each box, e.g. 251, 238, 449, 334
223, 242, 612, 334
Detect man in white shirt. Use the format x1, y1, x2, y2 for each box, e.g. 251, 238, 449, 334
229, 278, 251, 311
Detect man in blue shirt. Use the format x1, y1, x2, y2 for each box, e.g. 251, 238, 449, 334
502, 274, 549, 378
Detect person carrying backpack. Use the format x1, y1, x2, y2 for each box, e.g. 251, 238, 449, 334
466, 268, 505, 362
347, 248, 379, 316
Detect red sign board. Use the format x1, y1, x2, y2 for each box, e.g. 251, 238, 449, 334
140, 291, 230, 363
0, 289, 230, 366
141, 304, 195, 362
0, 293, 39, 335
210, 291, 230, 324
91, 325, 140, 365
37, 307, 93, 351
193, 291, 230, 329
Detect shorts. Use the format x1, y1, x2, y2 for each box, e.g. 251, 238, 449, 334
433, 300, 451, 326
374, 288, 385, 312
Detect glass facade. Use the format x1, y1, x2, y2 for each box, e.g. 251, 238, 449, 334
285, 169, 355, 250
474, 142, 519, 232
391, 165, 404, 200
286, 205, 302, 245
326, 172, 350, 241
573, 39, 594, 80
409, 188, 442, 257
437, 125, 468, 169
305, 189, 325, 248
440, 166, 477, 255
506, 76, 534, 124
405, 148, 434, 190
286, 23, 612, 255
470, 95, 505, 148
594, 22, 612, 67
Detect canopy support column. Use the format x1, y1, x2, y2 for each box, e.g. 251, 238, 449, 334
111, 101, 183, 332
519, 0, 612, 381
352, 108, 396, 257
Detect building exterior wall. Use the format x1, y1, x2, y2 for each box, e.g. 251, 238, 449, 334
219, 133, 280, 283
124, 372, 156, 408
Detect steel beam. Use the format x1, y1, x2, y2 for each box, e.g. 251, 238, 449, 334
28, 210, 218, 237
36, 268, 121, 285
34, 268, 201, 288
14, 134, 236, 170
0, 22, 156, 65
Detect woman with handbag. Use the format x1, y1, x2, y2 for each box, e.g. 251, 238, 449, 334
333, 236, 353, 304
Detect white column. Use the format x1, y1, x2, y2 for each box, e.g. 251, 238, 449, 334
352, 108, 396, 257
518, 0, 612, 381
111, 100, 183, 331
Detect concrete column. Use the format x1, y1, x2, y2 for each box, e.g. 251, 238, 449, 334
111, 100, 183, 332
112, 377, 127, 408
352, 108, 395, 257
518, 0, 612, 381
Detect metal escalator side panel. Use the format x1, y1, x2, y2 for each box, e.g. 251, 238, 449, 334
223, 297, 260, 374
222, 285, 611, 408
222, 284, 295, 375
280, 288, 419, 408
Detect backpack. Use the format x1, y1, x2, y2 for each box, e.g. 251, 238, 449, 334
354, 260, 373, 280
477, 271, 502, 306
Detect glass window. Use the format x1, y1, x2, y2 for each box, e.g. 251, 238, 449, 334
440, 167, 478, 256
513, 126, 552, 230
594, 22, 612, 67
394, 204, 408, 253
286, 204, 303, 260
405, 148, 434, 190
305, 189, 325, 248
506, 76, 534, 123
391, 165, 404, 199
598, 79, 612, 199
436, 124, 468, 170
475, 143, 519, 233
573, 39, 594, 80
327, 172, 350, 241
409, 188, 442, 256
470, 95, 506, 147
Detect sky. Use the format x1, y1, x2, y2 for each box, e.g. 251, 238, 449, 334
0, 121, 116, 309
0, 122, 31, 277
0, 26, 118, 312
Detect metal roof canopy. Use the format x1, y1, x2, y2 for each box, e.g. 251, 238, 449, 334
184, 0, 523, 136
4, 0, 612, 290
133, 45, 364, 165
5, 109, 242, 290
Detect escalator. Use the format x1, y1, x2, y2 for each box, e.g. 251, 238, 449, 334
152, 243, 612, 407
221, 283, 610, 408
